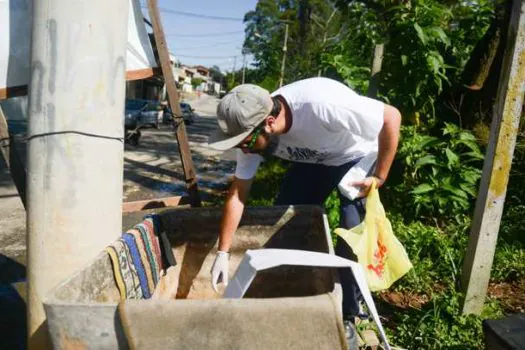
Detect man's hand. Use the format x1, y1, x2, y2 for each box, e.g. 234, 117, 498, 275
351, 176, 384, 198
211, 251, 229, 293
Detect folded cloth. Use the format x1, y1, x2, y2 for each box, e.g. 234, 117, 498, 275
119, 294, 347, 350
135, 223, 160, 284
127, 228, 155, 294
159, 230, 177, 267
143, 214, 177, 268
144, 214, 162, 234
142, 216, 163, 270
105, 241, 128, 300
123, 240, 144, 300
106, 239, 143, 300
123, 233, 151, 299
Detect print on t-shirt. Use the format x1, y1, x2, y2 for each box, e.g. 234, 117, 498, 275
284, 146, 329, 162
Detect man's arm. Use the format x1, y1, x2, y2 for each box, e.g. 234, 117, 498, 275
353, 104, 401, 196
211, 177, 253, 293
374, 104, 402, 183
218, 177, 253, 252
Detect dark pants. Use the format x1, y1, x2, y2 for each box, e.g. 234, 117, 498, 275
274, 159, 366, 318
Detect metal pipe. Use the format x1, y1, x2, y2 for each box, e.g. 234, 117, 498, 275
27, 0, 129, 346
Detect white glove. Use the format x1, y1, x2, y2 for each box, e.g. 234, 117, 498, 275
211, 251, 229, 293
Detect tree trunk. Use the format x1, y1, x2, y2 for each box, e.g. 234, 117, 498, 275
368, 43, 385, 98
439, 0, 513, 141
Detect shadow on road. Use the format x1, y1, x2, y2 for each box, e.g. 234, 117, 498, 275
0, 254, 26, 350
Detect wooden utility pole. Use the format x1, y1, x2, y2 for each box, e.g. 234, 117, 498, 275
147, 0, 201, 207
0, 107, 26, 208
279, 23, 289, 88
461, 0, 525, 315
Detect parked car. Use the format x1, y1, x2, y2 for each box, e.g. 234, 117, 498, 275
162, 102, 196, 125
124, 99, 147, 129
124, 99, 147, 146
124, 99, 164, 129
140, 101, 164, 129
180, 102, 196, 125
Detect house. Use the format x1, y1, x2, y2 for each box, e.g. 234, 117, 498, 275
193, 65, 210, 80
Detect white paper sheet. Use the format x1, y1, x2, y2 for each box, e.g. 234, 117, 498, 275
338, 151, 377, 200
223, 249, 391, 350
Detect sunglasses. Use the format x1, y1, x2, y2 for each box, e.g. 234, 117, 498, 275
237, 127, 263, 151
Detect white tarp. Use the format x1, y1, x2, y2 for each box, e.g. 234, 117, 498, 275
224, 249, 392, 350
0, 0, 157, 99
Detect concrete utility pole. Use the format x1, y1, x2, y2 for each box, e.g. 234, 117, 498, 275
230, 56, 237, 87
27, 0, 129, 347
242, 53, 247, 84
461, 0, 525, 315
279, 23, 289, 88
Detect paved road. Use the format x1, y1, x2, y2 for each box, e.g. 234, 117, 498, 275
0, 93, 233, 348
123, 94, 236, 202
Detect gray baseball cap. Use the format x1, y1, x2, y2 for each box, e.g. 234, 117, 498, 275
208, 84, 273, 150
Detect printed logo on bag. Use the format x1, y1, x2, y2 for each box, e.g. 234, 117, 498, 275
367, 240, 387, 277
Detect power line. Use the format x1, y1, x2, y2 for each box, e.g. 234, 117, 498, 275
176, 54, 243, 59
141, 6, 243, 21
173, 39, 241, 50
165, 30, 244, 38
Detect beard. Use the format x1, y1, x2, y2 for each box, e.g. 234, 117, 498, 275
260, 133, 280, 157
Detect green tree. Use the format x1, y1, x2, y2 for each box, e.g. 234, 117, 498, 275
191, 78, 204, 89
243, 0, 341, 89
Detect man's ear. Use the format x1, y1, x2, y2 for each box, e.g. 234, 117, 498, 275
264, 116, 276, 133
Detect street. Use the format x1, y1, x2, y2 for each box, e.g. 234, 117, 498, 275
123, 94, 236, 202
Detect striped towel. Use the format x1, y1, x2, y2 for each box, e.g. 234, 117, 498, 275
144, 214, 177, 268
127, 229, 155, 294
106, 213, 175, 300
144, 214, 162, 235
142, 218, 163, 270
123, 233, 151, 299
135, 223, 160, 284
106, 239, 143, 300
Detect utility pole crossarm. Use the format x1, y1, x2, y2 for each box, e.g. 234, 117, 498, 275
146, 0, 201, 207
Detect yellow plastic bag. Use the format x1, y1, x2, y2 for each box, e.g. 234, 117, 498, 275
335, 181, 412, 291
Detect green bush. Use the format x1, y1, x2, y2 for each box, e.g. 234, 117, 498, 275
387, 124, 484, 223
247, 158, 288, 206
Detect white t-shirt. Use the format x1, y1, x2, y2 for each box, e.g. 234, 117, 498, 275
235, 77, 384, 180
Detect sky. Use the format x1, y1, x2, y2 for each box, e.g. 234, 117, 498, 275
141, 0, 258, 73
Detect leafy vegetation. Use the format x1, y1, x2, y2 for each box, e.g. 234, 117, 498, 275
386, 124, 484, 223
211, 0, 525, 348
